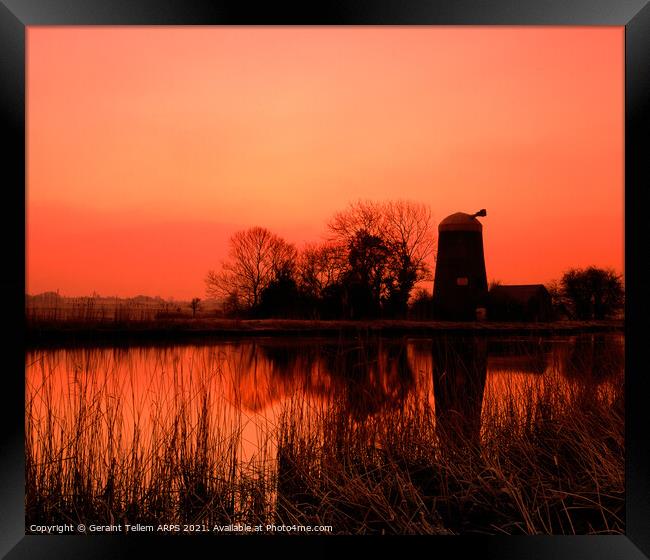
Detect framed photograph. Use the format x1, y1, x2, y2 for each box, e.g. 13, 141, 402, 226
2, 1, 648, 558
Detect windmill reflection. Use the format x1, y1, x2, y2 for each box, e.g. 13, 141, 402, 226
432, 336, 487, 453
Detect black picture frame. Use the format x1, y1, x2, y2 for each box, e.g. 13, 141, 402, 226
1, 1, 648, 558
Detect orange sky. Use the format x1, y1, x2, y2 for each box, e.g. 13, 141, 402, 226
27, 27, 624, 300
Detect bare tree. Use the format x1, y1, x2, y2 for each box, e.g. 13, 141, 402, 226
328, 200, 385, 242
205, 226, 297, 309
297, 242, 347, 298
190, 297, 201, 318
383, 200, 435, 292
327, 200, 435, 315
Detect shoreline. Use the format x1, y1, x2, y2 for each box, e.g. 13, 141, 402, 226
26, 318, 625, 348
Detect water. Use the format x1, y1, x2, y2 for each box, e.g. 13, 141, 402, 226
25, 333, 624, 533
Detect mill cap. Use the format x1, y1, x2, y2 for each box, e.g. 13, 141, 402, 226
438, 209, 486, 232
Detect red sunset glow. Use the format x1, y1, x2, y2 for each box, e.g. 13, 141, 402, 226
27, 26, 624, 299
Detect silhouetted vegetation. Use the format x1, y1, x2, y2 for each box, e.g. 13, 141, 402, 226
328, 200, 435, 318
190, 297, 201, 318
407, 288, 434, 320
205, 226, 297, 310
205, 200, 435, 320
27, 208, 624, 327
25, 292, 211, 322
276, 363, 623, 534
548, 267, 624, 320
26, 335, 624, 534
256, 267, 303, 318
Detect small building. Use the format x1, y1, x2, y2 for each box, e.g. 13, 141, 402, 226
432, 210, 488, 320
488, 284, 553, 322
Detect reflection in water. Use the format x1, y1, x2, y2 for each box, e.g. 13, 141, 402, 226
431, 337, 487, 451
565, 333, 625, 381
487, 338, 550, 375
320, 339, 415, 417
25, 335, 624, 460
195, 338, 417, 417
25, 333, 624, 532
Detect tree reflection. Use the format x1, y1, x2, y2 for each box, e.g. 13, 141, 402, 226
320, 337, 415, 418
564, 334, 624, 382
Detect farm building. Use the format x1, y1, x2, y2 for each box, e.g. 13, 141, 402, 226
487, 284, 553, 322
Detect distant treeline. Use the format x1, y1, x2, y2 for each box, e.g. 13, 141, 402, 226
26, 292, 219, 322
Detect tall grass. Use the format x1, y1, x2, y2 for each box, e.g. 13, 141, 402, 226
26, 348, 277, 528
272, 369, 623, 534
25, 337, 624, 535
277, 336, 623, 534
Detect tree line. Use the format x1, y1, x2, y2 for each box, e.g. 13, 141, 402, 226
205, 200, 624, 321
205, 200, 435, 319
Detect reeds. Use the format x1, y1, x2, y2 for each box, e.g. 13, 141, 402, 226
26, 348, 276, 529
272, 338, 624, 534
25, 338, 624, 535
